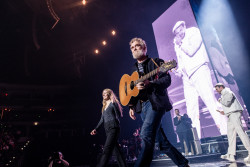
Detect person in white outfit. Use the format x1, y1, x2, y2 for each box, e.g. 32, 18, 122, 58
172, 21, 227, 138
215, 83, 250, 163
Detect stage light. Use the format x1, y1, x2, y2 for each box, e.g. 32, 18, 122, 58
33, 122, 39, 126
95, 49, 99, 54
82, 0, 87, 5
111, 30, 116, 36
199, 0, 249, 77
102, 40, 107, 46
48, 108, 55, 112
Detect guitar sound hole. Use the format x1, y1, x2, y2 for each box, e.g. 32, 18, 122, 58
125, 82, 127, 96
130, 81, 134, 89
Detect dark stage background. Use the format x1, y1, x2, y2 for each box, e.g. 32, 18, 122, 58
0, 0, 250, 166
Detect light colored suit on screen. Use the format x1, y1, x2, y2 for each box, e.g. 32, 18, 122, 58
174, 26, 227, 138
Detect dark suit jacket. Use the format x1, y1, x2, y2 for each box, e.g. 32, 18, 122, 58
184, 117, 193, 129
174, 116, 188, 133
95, 102, 120, 132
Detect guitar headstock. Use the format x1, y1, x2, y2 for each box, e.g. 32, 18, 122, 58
159, 59, 177, 73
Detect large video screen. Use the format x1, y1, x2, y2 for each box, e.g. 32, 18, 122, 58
152, 0, 249, 138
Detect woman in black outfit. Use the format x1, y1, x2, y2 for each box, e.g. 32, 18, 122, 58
90, 88, 127, 167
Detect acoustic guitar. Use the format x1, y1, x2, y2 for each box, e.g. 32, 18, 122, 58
119, 60, 177, 106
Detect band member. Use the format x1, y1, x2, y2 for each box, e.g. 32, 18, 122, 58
183, 113, 196, 155
174, 109, 192, 155
90, 89, 127, 167
128, 37, 189, 167
215, 83, 250, 163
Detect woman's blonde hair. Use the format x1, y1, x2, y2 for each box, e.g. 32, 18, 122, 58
102, 88, 123, 117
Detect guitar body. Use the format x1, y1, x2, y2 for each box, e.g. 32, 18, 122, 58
119, 59, 177, 106
119, 71, 140, 106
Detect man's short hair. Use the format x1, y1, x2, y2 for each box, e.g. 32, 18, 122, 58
175, 109, 179, 111
129, 37, 147, 54
215, 83, 225, 88
172, 21, 185, 34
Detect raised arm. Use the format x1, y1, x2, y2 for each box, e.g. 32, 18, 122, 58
181, 27, 202, 57
174, 117, 182, 126
60, 159, 69, 167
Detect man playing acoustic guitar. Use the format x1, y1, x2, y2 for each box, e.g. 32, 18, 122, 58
127, 37, 189, 167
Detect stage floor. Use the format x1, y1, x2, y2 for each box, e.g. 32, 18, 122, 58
151, 153, 250, 167
152, 160, 248, 167
152, 159, 249, 167
109, 152, 250, 167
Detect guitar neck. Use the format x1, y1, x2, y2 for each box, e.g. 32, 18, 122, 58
134, 68, 159, 85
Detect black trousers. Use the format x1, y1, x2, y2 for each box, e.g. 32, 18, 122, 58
177, 131, 191, 153
97, 128, 127, 167
157, 127, 189, 167
186, 129, 196, 155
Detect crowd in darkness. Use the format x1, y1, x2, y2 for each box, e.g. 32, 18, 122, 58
0, 122, 23, 166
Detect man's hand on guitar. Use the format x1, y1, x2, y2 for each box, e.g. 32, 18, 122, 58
136, 80, 150, 90
129, 108, 136, 120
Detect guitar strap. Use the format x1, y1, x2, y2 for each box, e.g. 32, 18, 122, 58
151, 58, 159, 67
151, 58, 160, 80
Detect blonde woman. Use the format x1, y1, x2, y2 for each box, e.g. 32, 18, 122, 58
90, 89, 127, 167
